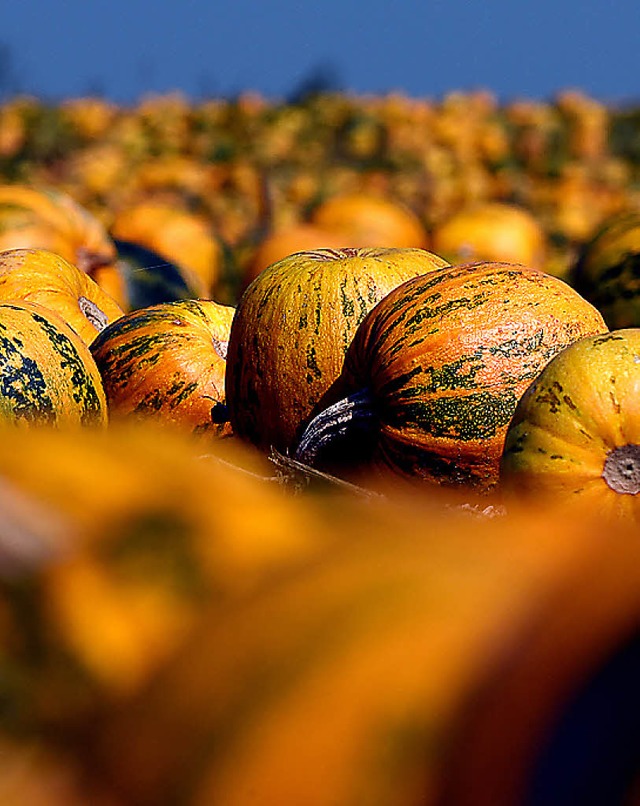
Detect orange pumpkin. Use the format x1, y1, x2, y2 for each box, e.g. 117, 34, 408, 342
310, 192, 428, 249
0, 184, 128, 308
501, 328, 640, 522
109, 201, 221, 298
431, 202, 547, 269
0, 248, 124, 345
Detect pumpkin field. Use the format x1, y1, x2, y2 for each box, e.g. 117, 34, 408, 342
2, 88, 640, 804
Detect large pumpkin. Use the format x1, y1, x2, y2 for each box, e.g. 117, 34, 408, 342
90, 299, 235, 437
297, 262, 607, 492
431, 202, 547, 269
225, 246, 450, 454
0, 300, 107, 427
0, 184, 128, 309
82, 499, 640, 806
0, 248, 124, 345
500, 328, 640, 521
571, 210, 640, 329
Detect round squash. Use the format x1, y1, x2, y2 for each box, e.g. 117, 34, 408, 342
296, 262, 607, 492
0, 184, 128, 309
0, 248, 124, 345
500, 328, 640, 521
431, 202, 547, 269
90, 299, 235, 437
310, 192, 428, 249
571, 211, 640, 329
225, 246, 450, 454
0, 300, 107, 427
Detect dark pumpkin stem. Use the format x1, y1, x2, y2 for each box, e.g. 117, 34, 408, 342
294, 388, 375, 466
602, 444, 640, 494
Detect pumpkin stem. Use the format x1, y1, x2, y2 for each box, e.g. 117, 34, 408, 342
294, 388, 376, 466
602, 444, 640, 494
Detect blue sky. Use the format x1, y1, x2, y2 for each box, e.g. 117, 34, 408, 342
3, 0, 640, 105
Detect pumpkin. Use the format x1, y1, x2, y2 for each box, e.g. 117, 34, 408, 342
0, 184, 128, 309
500, 328, 640, 520
0, 248, 124, 345
0, 419, 323, 726
431, 202, 547, 269
109, 201, 221, 298
571, 210, 640, 329
296, 262, 608, 492
90, 298, 235, 437
310, 192, 428, 249
225, 246, 450, 454
82, 499, 640, 806
0, 300, 107, 427
114, 238, 201, 310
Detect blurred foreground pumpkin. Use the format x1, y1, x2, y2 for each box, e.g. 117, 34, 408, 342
501, 328, 640, 522
0, 248, 124, 345
431, 202, 547, 269
0, 184, 128, 308
77, 497, 640, 806
0, 420, 324, 718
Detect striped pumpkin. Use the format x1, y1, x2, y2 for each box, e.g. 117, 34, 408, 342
501, 328, 640, 521
225, 246, 449, 454
0, 301, 107, 427
297, 262, 608, 492
90, 299, 235, 437
571, 210, 640, 328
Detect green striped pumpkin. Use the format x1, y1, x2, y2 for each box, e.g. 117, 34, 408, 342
225, 247, 449, 454
90, 299, 235, 437
0, 301, 107, 427
571, 211, 640, 329
296, 261, 608, 492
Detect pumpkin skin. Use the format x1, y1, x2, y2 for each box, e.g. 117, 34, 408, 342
298, 262, 608, 492
0, 248, 125, 345
571, 211, 640, 329
310, 192, 429, 249
500, 329, 640, 521
0, 184, 128, 309
225, 246, 450, 453
431, 202, 547, 269
0, 301, 107, 427
90, 299, 235, 437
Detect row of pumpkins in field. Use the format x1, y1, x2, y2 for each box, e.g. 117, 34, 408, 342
1, 182, 640, 517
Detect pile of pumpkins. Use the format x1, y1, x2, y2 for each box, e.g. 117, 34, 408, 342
3, 180, 640, 802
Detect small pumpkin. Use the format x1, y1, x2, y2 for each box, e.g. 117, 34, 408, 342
225, 246, 450, 454
571, 210, 640, 329
431, 202, 547, 269
310, 192, 428, 249
296, 262, 607, 492
0, 184, 128, 309
0, 248, 124, 345
109, 201, 221, 298
0, 300, 107, 427
500, 328, 640, 521
90, 299, 235, 437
